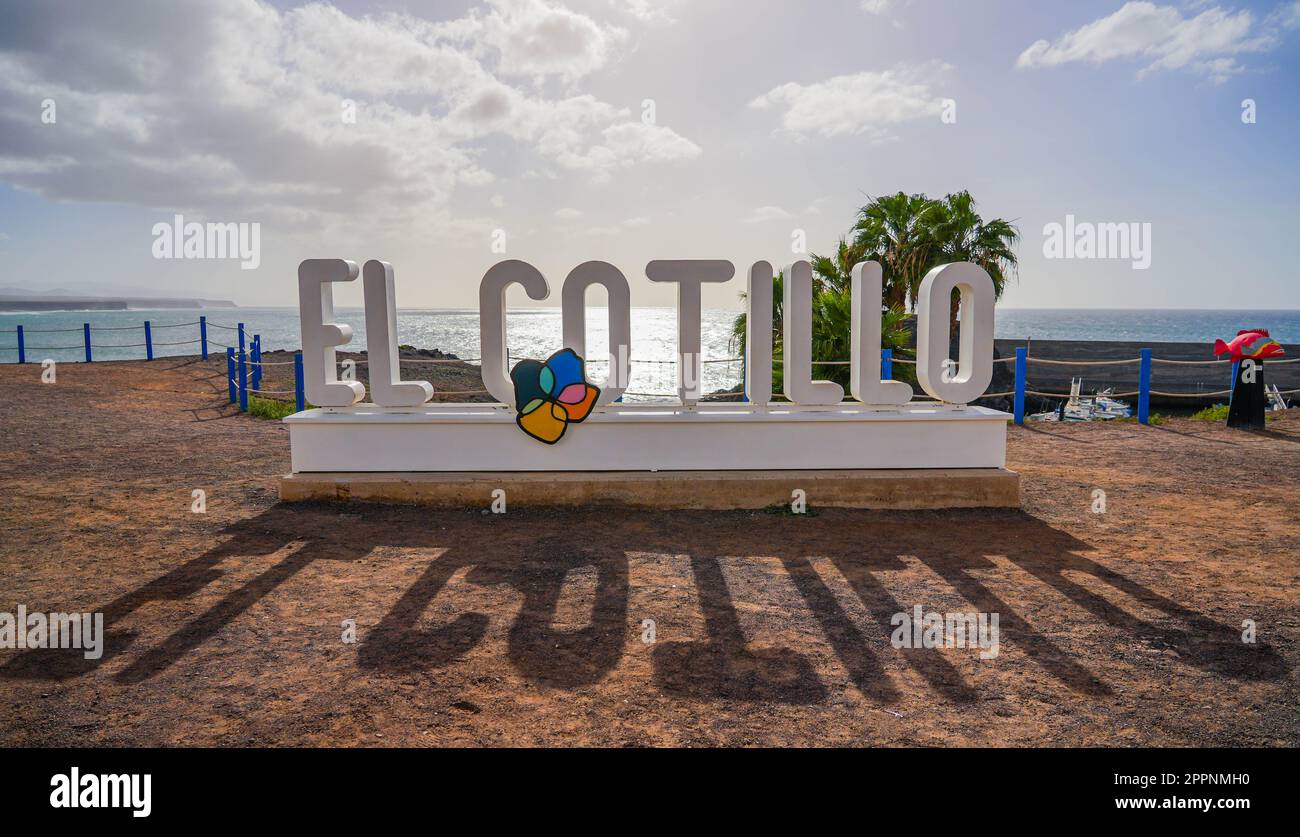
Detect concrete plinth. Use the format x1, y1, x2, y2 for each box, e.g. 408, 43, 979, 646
283, 403, 1012, 472
278, 467, 1020, 510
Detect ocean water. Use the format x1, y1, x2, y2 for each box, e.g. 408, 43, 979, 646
3, 307, 1297, 397
996, 309, 1300, 343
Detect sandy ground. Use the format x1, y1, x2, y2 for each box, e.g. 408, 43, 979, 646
0, 356, 1296, 747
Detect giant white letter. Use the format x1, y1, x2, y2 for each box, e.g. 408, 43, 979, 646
562, 261, 631, 405
915, 262, 995, 403
480, 259, 550, 404
645, 260, 734, 405
363, 260, 432, 407
783, 260, 843, 405
298, 258, 365, 407
850, 261, 912, 405
745, 261, 774, 408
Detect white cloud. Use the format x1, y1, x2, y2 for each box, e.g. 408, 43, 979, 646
1268, 0, 1300, 30
554, 207, 584, 219
606, 0, 680, 24
859, 0, 897, 13
859, 0, 909, 27
477, 0, 628, 82
1017, 2, 1280, 83
742, 205, 793, 224
805, 196, 833, 215
749, 62, 948, 141
0, 0, 700, 234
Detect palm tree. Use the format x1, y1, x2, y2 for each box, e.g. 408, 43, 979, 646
810, 287, 911, 390
850, 192, 935, 310
809, 237, 865, 296
729, 189, 1018, 397
921, 191, 1019, 326
731, 270, 911, 395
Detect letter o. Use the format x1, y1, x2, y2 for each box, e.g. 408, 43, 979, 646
915, 262, 995, 404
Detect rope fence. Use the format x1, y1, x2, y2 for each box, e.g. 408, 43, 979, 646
1150, 389, 1233, 397
1004, 346, 1297, 425
1, 316, 1294, 422
1027, 356, 1140, 366
1026, 389, 1142, 398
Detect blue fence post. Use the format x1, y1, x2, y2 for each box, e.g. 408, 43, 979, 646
237, 322, 245, 356
226, 348, 236, 403
199, 316, 208, 360
83, 323, 92, 362
294, 352, 305, 413
144, 320, 153, 360
1138, 348, 1152, 425
237, 348, 248, 411
1014, 347, 1027, 425
16, 325, 24, 364
251, 335, 261, 392
881, 348, 893, 380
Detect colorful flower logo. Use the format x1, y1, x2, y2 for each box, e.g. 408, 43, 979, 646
510, 348, 601, 444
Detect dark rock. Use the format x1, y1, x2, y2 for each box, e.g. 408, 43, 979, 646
398, 346, 460, 360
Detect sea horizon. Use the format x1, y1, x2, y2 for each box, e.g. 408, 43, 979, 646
4, 306, 1299, 364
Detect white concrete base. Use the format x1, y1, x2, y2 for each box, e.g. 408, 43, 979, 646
283, 402, 1009, 473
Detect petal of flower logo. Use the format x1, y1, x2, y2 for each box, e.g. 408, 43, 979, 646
510, 348, 601, 444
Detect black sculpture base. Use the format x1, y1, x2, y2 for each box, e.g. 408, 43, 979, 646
1227, 360, 1266, 430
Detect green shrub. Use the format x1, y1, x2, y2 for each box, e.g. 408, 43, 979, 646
1190, 403, 1276, 423
1114, 413, 1168, 425
1190, 404, 1229, 422
248, 396, 301, 420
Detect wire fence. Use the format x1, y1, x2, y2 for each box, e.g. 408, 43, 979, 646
2, 315, 1296, 422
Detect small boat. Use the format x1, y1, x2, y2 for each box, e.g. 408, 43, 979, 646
1087, 387, 1134, 419
1029, 379, 1132, 422
1266, 384, 1289, 412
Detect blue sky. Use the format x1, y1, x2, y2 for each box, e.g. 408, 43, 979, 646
0, 0, 1297, 309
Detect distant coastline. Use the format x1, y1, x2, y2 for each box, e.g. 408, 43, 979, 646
0, 294, 237, 312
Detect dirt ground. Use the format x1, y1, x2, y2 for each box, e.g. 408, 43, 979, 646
0, 356, 1296, 747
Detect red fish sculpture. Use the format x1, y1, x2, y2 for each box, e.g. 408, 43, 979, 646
1213, 329, 1285, 362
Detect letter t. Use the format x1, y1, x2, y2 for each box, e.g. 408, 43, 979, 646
646, 260, 734, 405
